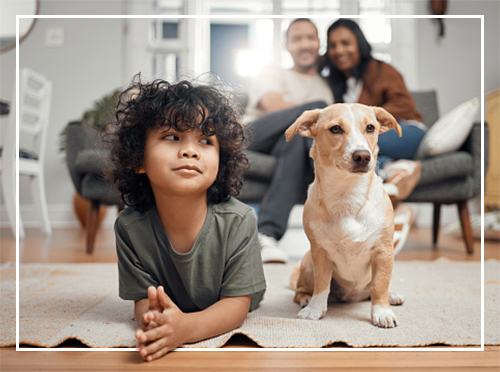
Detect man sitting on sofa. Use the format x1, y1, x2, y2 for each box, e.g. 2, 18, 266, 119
244, 18, 333, 263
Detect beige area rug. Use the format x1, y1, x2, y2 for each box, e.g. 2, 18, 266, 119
1, 260, 499, 348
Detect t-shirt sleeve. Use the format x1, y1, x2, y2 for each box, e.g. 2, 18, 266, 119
220, 209, 266, 303
115, 217, 159, 301
246, 64, 285, 112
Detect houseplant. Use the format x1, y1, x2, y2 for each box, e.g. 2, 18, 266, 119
59, 89, 121, 153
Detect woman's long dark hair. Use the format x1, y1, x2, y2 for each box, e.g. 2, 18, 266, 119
324, 19, 376, 103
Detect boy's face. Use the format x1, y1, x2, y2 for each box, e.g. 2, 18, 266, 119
138, 125, 220, 200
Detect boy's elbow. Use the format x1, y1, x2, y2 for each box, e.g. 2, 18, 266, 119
221, 294, 251, 327
232, 308, 249, 329
235, 296, 252, 326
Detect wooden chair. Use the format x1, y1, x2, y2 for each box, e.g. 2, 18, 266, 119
0, 68, 53, 239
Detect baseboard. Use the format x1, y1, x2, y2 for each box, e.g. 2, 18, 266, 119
0, 204, 119, 229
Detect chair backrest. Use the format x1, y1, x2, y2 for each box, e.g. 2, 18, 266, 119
411, 90, 439, 129
18, 68, 53, 164
64, 121, 103, 194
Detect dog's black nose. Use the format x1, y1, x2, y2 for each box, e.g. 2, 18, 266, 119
352, 150, 371, 165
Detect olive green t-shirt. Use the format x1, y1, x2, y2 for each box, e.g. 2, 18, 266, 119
115, 198, 266, 312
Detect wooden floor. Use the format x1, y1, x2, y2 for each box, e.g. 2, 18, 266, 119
1, 225, 499, 371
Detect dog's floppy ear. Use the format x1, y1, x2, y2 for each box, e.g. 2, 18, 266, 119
374, 107, 402, 137
285, 109, 321, 141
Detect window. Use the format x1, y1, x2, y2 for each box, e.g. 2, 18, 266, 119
358, 0, 392, 63
146, 0, 417, 87
281, 0, 341, 15
209, 0, 272, 15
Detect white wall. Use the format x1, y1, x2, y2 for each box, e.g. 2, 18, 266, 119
0, 0, 498, 230
415, 0, 499, 96
417, 17, 481, 116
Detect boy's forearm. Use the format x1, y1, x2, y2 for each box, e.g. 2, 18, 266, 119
181, 295, 251, 345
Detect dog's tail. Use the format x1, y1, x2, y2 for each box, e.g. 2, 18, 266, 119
289, 262, 301, 290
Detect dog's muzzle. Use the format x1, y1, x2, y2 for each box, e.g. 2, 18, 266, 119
351, 150, 371, 173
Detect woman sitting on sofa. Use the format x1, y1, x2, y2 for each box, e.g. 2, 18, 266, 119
322, 18, 426, 202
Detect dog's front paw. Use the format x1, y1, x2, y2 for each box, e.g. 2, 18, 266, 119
297, 292, 328, 320
371, 305, 398, 328
297, 305, 325, 320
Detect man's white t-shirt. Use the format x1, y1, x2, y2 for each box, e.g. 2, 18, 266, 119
244, 64, 334, 123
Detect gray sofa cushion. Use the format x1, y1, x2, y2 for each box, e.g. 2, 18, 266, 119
238, 179, 271, 204
75, 149, 110, 174
244, 150, 277, 181
406, 176, 475, 203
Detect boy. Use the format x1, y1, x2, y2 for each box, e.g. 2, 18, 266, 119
110, 77, 266, 362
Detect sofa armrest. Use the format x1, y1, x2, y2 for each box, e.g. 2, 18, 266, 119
460, 122, 489, 196
418, 151, 474, 187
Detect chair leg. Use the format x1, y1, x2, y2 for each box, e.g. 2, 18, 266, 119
432, 203, 441, 249
86, 200, 101, 254
30, 174, 52, 236
457, 201, 474, 254
1, 163, 19, 238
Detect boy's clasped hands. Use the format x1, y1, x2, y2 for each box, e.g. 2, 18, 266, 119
136, 286, 188, 362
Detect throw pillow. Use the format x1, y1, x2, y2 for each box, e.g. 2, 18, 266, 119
415, 97, 480, 158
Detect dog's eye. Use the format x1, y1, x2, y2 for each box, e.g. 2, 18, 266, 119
330, 125, 343, 134
366, 124, 375, 133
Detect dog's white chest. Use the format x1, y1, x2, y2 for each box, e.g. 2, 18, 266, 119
311, 216, 376, 275
340, 213, 382, 243
343, 178, 386, 240
338, 201, 385, 245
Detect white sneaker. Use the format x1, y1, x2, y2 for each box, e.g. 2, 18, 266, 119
258, 233, 288, 264
393, 203, 414, 256
384, 160, 421, 202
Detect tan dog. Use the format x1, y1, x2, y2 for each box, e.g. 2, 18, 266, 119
286, 103, 405, 328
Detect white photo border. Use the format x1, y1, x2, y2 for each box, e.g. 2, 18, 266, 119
15, 14, 485, 353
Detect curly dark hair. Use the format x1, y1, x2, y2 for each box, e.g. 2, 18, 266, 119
108, 75, 248, 212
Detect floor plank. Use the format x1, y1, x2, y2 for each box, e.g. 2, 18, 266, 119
2, 347, 499, 372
